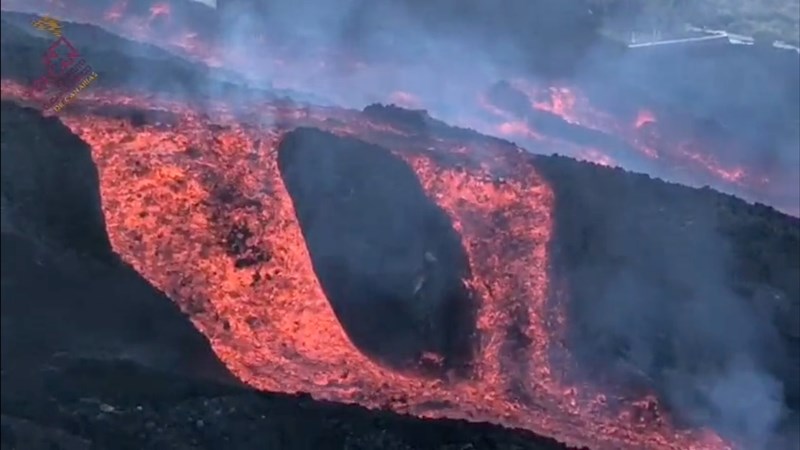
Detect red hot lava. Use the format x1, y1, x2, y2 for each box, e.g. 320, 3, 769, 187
2, 78, 732, 450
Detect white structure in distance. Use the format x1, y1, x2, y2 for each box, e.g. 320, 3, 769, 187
189, 0, 216, 8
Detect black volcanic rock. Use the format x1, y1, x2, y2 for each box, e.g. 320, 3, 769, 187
362, 104, 489, 144
363, 104, 431, 131
277, 127, 478, 375
0, 100, 112, 260
1, 357, 575, 450
533, 154, 800, 447
0, 101, 237, 386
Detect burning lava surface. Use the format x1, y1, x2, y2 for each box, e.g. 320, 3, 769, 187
2, 6, 799, 450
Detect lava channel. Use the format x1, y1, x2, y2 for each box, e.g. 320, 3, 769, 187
1, 79, 734, 450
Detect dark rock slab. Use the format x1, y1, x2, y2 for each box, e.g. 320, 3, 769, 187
0, 101, 237, 387
1, 100, 112, 260
277, 127, 478, 376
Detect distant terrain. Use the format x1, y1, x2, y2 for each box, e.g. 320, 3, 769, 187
590, 0, 800, 45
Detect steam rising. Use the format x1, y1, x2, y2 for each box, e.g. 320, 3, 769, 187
7, 0, 797, 211
560, 199, 793, 448
200, 0, 799, 213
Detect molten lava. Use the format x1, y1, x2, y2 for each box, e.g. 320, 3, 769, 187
2, 79, 732, 450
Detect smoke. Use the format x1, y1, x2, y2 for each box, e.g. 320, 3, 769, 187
215, 0, 525, 115
554, 182, 796, 449
10, 0, 796, 210
200, 0, 797, 213
667, 357, 785, 448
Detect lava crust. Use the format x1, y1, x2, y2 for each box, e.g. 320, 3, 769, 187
277, 128, 477, 375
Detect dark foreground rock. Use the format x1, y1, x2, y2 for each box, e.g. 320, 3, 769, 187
0, 100, 576, 450
1, 357, 568, 450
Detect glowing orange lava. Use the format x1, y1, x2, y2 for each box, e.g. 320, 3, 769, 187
2, 79, 733, 450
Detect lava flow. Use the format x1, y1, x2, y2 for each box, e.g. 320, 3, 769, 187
3, 77, 732, 450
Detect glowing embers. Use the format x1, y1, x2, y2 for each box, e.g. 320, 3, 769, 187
276, 128, 477, 375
